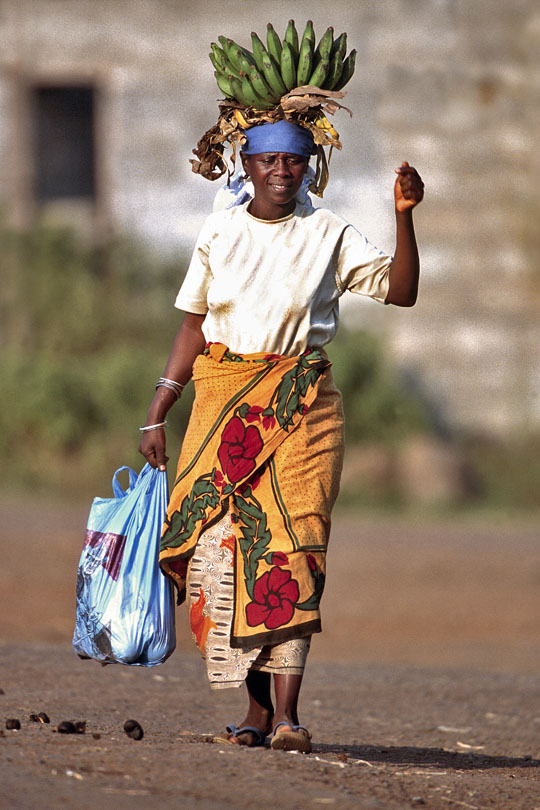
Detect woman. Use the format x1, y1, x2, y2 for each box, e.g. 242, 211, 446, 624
139, 119, 424, 753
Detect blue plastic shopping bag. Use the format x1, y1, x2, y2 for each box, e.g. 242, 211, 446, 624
73, 463, 176, 666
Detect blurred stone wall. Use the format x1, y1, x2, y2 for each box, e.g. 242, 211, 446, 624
0, 0, 538, 434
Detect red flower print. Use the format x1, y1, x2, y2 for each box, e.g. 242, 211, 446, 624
213, 469, 227, 492
246, 567, 299, 630
245, 406, 264, 423
262, 413, 276, 431
238, 468, 263, 495
218, 416, 263, 483
269, 552, 289, 566
306, 554, 317, 572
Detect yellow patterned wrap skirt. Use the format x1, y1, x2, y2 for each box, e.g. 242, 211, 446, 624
160, 342, 344, 651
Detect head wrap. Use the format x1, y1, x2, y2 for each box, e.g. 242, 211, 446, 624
241, 120, 316, 157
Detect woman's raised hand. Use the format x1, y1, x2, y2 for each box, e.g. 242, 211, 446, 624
394, 161, 424, 213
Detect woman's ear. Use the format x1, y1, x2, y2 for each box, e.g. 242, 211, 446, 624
241, 153, 250, 179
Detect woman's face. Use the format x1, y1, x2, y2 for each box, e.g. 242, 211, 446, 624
241, 152, 308, 220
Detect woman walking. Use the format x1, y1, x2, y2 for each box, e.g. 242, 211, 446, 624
139, 116, 423, 753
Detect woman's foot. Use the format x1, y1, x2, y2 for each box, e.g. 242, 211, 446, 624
270, 720, 312, 754
215, 709, 273, 747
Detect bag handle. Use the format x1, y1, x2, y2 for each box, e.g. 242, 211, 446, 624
112, 466, 138, 498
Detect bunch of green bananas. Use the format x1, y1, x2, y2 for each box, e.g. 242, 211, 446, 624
209, 20, 357, 109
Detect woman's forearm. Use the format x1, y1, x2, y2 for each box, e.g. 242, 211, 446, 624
386, 209, 420, 307
144, 312, 206, 425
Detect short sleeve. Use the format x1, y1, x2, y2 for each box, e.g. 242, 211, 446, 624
335, 224, 392, 304
174, 218, 214, 314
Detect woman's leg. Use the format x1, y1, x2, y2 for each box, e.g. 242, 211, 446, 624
270, 672, 312, 752
226, 670, 274, 746
272, 673, 305, 728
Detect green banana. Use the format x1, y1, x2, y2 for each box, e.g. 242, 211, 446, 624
261, 52, 287, 98
314, 26, 333, 65
210, 43, 227, 71
237, 50, 255, 74
325, 51, 344, 89
284, 19, 299, 59
213, 23, 355, 104
215, 71, 234, 98
280, 41, 297, 91
251, 31, 267, 73
296, 28, 314, 85
239, 72, 264, 106
332, 48, 356, 90
249, 67, 279, 104
232, 39, 256, 66
218, 35, 233, 61
331, 32, 347, 62
266, 22, 282, 64
300, 19, 316, 49
223, 38, 245, 71
209, 52, 223, 74
211, 49, 241, 79
229, 75, 254, 107
308, 58, 329, 89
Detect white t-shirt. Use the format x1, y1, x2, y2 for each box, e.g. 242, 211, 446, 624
175, 201, 392, 356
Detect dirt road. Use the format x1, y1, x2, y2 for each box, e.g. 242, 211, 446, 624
1, 496, 540, 808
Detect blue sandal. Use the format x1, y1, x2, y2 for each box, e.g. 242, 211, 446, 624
270, 721, 312, 754
214, 724, 267, 747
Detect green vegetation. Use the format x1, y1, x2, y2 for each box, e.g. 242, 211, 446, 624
326, 330, 432, 445
3, 222, 538, 514
0, 222, 193, 495
0, 222, 434, 498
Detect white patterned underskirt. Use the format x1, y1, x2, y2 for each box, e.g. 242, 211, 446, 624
186, 512, 311, 690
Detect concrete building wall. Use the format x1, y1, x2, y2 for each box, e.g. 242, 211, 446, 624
0, 0, 538, 434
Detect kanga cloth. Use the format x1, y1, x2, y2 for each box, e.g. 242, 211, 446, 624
186, 511, 311, 689
159, 342, 345, 649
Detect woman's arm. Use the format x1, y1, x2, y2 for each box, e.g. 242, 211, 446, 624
139, 312, 206, 470
385, 161, 424, 307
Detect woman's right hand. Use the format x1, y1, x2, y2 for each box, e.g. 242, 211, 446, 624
138, 428, 169, 471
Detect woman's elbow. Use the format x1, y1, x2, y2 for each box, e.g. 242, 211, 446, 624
385, 290, 418, 307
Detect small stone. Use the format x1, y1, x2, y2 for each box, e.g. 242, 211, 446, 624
6, 719, 21, 730
412, 799, 425, 806
29, 714, 40, 723
337, 753, 348, 762
38, 712, 50, 724
74, 721, 86, 734
57, 721, 77, 734
92, 732, 101, 740
123, 719, 144, 740
0, 688, 5, 695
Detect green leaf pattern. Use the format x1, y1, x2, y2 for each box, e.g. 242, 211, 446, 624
233, 485, 272, 599
161, 473, 220, 550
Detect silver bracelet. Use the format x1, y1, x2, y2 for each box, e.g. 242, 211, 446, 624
139, 420, 168, 433
157, 376, 184, 392
156, 382, 181, 399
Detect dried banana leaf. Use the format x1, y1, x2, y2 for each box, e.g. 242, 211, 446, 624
190, 88, 351, 190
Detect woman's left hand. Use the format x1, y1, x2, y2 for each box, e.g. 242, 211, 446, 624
394, 162, 424, 213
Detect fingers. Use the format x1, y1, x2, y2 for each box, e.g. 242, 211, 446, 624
138, 433, 169, 471
395, 162, 424, 205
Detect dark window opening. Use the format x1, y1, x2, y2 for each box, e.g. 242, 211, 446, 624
32, 85, 96, 201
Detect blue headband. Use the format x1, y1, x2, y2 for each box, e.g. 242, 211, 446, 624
241, 120, 316, 157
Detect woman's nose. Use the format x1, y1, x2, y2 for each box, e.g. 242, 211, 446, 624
273, 158, 292, 175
